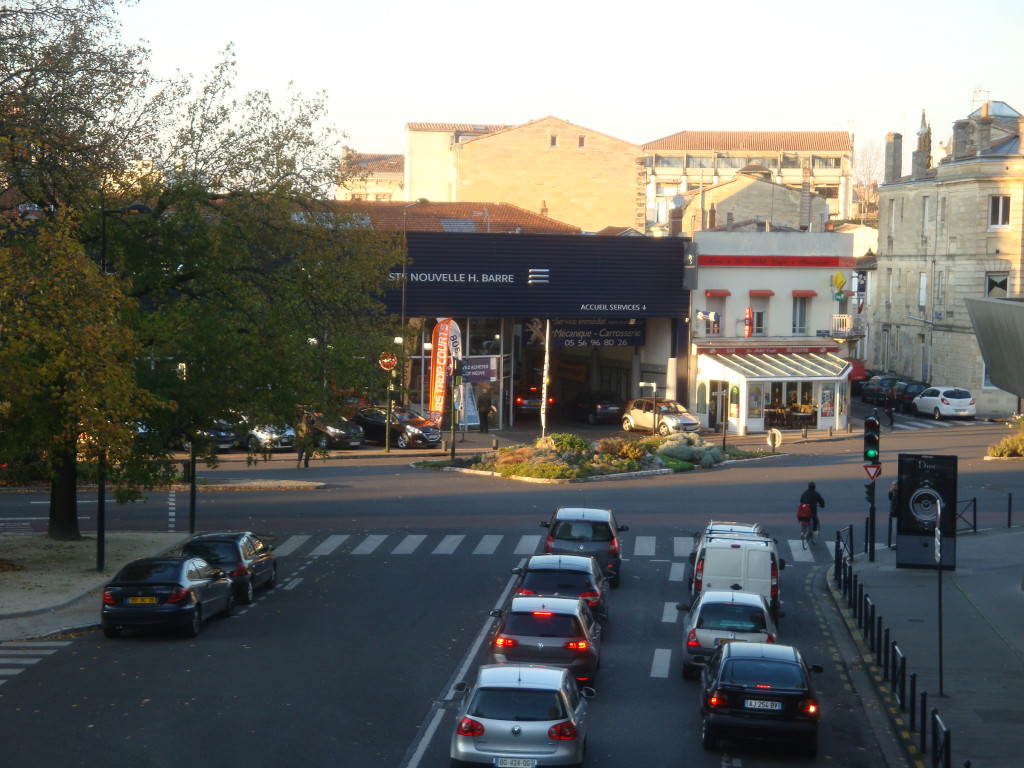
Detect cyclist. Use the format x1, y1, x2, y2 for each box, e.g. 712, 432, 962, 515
799, 482, 826, 534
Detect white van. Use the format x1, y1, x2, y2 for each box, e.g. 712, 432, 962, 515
689, 535, 786, 619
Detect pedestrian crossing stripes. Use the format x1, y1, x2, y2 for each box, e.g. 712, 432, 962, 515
0, 640, 73, 687
270, 532, 839, 564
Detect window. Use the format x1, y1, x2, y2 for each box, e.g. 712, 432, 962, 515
752, 309, 766, 335
747, 156, 779, 169
812, 156, 842, 169
686, 155, 714, 169
986, 271, 1008, 297
654, 155, 685, 167
791, 297, 808, 334
578, 135, 586, 148
918, 272, 928, 309
705, 299, 724, 335
989, 195, 1010, 227
781, 153, 802, 168
549, 135, 558, 148
717, 155, 745, 169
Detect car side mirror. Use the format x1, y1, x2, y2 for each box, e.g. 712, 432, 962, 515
539, 521, 550, 528
580, 686, 596, 699
778, 558, 787, 570
676, 601, 691, 612
511, 566, 522, 575
688, 552, 696, 564
617, 525, 629, 532
489, 609, 503, 618
453, 681, 468, 695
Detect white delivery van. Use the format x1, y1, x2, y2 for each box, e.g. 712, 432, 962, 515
689, 535, 786, 619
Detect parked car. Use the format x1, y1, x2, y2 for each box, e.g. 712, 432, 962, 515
622, 397, 700, 435
180, 531, 277, 603
352, 406, 441, 448
894, 380, 929, 413
101, 556, 234, 638
242, 419, 295, 452
512, 554, 610, 623
541, 506, 629, 587
450, 663, 594, 767
676, 590, 779, 679
562, 390, 625, 424
513, 385, 554, 418
699, 641, 823, 756
860, 375, 899, 405
308, 412, 364, 449
912, 386, 977, 420
488, 596, 603, 684
182, 419, 239, 453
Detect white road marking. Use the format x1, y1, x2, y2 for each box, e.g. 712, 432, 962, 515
392, 534, 426, 555
350, 534, 387, 555
473, 535, 502, 555
662, 602, 680, 623
273, 535, 311, 557
650, 648, 672, 678
634, 536, 657, 557
515, 535, 542, 554
432, 534, 464, 555
310, 534, 350, 556
674, 536, 694, 557
669, 562, 687, 582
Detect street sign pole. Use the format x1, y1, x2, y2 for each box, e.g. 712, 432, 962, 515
867, 476, 876, 562
936, 499, 944, 697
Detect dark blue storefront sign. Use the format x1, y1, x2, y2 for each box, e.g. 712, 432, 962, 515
524, 318, 646, 347
387, 232, 693, 318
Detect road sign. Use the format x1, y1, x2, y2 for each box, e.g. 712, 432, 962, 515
834, 291, 846, 301
863, 464, 882, 481
378, 352, 397, 371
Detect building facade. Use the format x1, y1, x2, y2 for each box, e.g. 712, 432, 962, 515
870, 101, 1023, 415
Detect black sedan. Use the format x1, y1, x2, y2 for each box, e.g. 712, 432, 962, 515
180, 531, 278, 603
352, 406, 441, 449
101, 556, 234, 638
309, 412, 364, 449
562, 391, 625, 424
699, 641, 823, 757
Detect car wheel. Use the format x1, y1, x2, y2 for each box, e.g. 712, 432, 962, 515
241, 578, 255, 604
223, 590, 235, 617
933, 408, 942, 421
701, 718, 717, 751
103, 625, 121, 639
587, 413, 597, 425
397, 433, 410, 449
184, 606, 202, 638
247, 435, 261, 452
266, 564, 278, 589
658, 422, 671, 436
621, 417, 633, 432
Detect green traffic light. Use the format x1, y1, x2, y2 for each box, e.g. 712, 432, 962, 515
865, 448, 879, 461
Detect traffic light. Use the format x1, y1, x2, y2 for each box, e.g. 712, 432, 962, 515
863, 416, 881, 462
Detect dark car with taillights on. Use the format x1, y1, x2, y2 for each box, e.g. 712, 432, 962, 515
511, 554, 610, 623
180, 531, 277, 604
699, 641, 823, 757
352, 406, 441, 448
540, 506, 628, 588
561, 390, 625, 425
101, 556, 234, 638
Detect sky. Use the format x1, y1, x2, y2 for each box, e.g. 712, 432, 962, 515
116, 0, 1024, 175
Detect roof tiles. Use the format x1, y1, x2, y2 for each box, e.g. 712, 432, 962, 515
643, 130, 852, 153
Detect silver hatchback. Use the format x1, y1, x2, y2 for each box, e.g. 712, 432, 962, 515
676, 590, 779, 679
450, 664, 594, 767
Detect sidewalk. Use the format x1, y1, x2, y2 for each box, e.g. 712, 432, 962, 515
828, 525, 1024, 768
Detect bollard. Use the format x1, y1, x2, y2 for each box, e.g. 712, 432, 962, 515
920, 692, 928, 753
847, 422, 853, 434
909, 672, 916, 726
827, 426, 833, 437
492, 437, 498, 451
441, 439, 448, 453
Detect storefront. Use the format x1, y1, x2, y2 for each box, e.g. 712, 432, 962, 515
384, 232, 696, 429
693, 345, 852, 435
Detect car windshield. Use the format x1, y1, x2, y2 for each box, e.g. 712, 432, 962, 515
504, 612, 580, 638
725, 660, 805, 689
522, 572, 592, 593
392, 409, 421, 423
469, 688, 567, 721
657, 401, 687, 414
697, 603, 767, 633
116, 561, 181, 582
552, 520, 613, 542
181, 541, 236, 564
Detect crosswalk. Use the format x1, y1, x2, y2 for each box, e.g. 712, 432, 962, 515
882, 416, 983, 431
0, 640, 73, 687
270, 532, 833, 564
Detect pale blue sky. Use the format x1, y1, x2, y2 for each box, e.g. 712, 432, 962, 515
117, 0, 1024, 171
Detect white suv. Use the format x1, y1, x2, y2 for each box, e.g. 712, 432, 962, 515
688, 533, 786, 620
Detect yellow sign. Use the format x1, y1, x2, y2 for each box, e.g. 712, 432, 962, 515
832, 271, 847, 291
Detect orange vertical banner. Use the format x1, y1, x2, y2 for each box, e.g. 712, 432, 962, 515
429, 318, 452, 422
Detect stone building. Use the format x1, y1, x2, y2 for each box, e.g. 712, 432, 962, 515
870, 101, 1023, 414
336, 149, 405, 201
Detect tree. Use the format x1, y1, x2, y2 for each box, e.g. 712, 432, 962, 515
0, 1, 402, 537
852, 139, 883, 225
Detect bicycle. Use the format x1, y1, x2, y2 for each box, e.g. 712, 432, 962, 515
797, 505, 818, 549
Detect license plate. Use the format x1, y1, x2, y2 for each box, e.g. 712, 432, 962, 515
956, 410, 968, 415
127, 596, 157, 604
716, 637, 744, 646
745, 699, 782, 710
495, 759, 537, 768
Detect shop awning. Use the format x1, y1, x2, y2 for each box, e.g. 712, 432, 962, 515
705, 289, 731, 297
702, 350, 852, 380
749, 289, 775, 297
792, 290, 818, 297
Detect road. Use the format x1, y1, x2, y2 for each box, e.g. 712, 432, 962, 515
0, 418, 1014, 767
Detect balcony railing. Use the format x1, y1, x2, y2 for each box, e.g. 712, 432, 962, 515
831, 314, 866, 339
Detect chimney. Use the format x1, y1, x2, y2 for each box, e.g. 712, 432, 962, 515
708, 203, 717, 229
725, 211, 733, 231
952, 120, 969, 158
911, 149, 928, 179
884, 133, 903, 182
976, 115, 993, 155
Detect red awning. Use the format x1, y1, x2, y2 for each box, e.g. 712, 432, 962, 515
845, 357, 867, 381
749, 289, 775, 297
705, 289, 731, 297
842, 289, 855, 297
792, 290, 818, 297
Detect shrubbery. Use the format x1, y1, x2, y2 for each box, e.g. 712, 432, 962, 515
988, 413, 1024, 457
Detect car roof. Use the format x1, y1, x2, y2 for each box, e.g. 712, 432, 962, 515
509, 596, 584, 614
702, 535, 773, 550
525, 554, 597, 573
703, 522, 766, 535
721, 642, 800, 662
476, 663, 566, 689
697, 590, 769, 608
186, 531, 252, 541
554, 507, 613, 522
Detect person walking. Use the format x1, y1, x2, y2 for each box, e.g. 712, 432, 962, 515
799, 481, 826, 534
296, 410, 314, 468
884, 388, 897, 428
476, 386, 492, 433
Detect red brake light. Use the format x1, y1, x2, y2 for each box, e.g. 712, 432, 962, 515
563, 639, 589, 651
771, 562, 779, 598
515, 587, 535, 596
515, 397, 524, 405
755, 683, 772, 689
166, 587, 189, 603
608, 538, 619, 555
544, 534, 554, 552
708, 691, 728, 708
766, 633, 777, 644
102, 588, 115, 605
548, 721, 578, 740
456, 717, 485, 737
533, 611, 553, 616
686, 628, 700, 647
232, 561, 250, 578
799, 698, 819, 715
694, 559, 704, 592
579, 589, 600, 606
493, 636, 518, 648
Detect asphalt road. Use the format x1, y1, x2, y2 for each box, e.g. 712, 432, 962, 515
0, 417, 1013, 767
